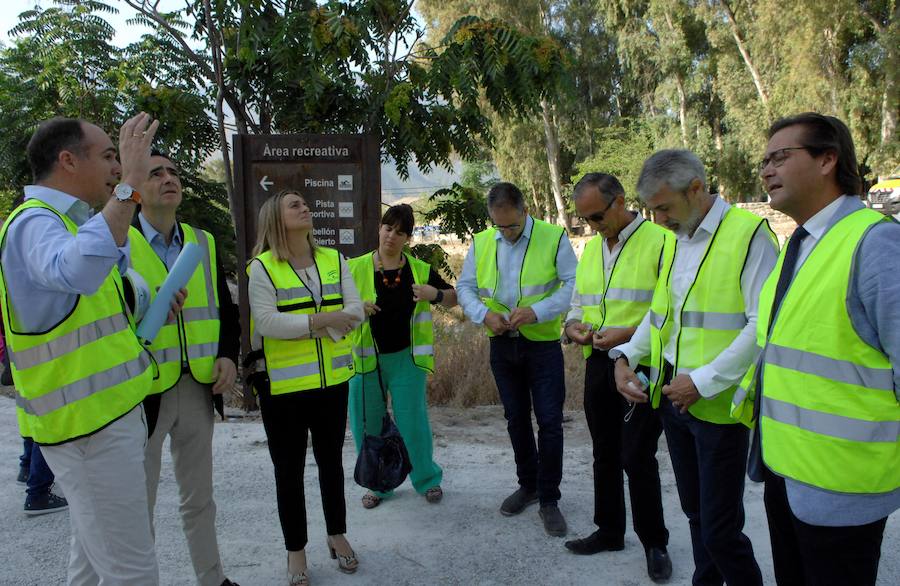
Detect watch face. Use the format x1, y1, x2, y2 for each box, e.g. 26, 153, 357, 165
114, 183, 133, 200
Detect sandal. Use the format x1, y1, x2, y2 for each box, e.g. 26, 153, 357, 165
425, 486, 443, 503
361, 492, 382, 509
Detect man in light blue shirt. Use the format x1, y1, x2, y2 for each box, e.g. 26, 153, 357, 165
0, 114, 171, 585
457, 182, 577, 537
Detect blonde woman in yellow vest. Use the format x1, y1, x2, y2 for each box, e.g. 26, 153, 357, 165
562, 173, 674, 581
456, 182, 578, 537
740, 113, 900, 586
247, 190, 364, 585
347, 204, 456, 510
611, 150, 778, 586
0, 115, 170, 584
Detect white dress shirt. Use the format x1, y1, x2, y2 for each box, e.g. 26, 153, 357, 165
613, 196, 779, 398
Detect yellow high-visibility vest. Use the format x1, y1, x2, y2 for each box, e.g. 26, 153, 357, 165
250, 247, 353, 394
0, 199, 153, 445
575, 219, 674, 362
347, 251, 435, 374
474, 218, 565, 341
129, 223, 220, 393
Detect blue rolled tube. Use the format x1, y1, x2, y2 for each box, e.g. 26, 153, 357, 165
135, 241, 202, 344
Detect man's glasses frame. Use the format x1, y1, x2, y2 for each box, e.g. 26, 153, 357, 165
758, 146, 813, 174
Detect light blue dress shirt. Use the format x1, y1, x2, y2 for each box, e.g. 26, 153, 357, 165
1, 186, 129, 333
138, 213, 182, 269
457, 215, 577, 325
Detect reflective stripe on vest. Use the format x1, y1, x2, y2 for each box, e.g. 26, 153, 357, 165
749, 208, 899, 494
473, 218, 565, 341
648, 207, 776, 423
575, 220, 673, 361
128, 223, 220, 393
250, 247, 354, 394
0, 199, 153, 445
347, 251, 436, 374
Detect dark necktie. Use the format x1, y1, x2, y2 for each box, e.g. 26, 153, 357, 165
748, 225, 810, 479
766, 226, 809, 334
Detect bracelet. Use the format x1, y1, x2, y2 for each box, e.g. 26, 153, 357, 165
431, 289, 444, 304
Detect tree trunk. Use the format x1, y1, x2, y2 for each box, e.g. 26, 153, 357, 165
539, 98, 571, 229
675, 73, 689, 147
719, 0, 770, 114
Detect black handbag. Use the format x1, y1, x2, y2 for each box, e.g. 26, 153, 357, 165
353, 359, 412, 492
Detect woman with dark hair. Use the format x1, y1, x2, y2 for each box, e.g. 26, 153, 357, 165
347, 203, 457, 509
247, 189, 364, 585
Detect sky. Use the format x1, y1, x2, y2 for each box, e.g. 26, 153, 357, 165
1, 0, 183, 48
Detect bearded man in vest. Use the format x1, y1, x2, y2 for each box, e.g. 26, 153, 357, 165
563, 173, 674, 582
130, 151, 241, 586
733, 113, 900, 586
611, 150, 778, 586
0, 114, 185, 584
456, 182, 577, 537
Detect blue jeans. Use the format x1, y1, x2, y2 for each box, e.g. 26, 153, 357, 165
21, 438, 54, 497
489, 336, 565, 505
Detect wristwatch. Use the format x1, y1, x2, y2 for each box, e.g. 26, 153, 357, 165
431, 289, 444, 304
113, 183, 141, 204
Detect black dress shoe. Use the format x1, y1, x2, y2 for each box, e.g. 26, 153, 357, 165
221, 579, 240, 586
539, 504, 568, 537
646, 546, 672, 583
564, 530, 624, 555
500, 487, 538, 516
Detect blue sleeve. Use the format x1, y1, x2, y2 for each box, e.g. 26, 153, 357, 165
849, 220, 900, 399
456, 244, 488, 324
531, 233, 577, 323
9, 209, 128, 295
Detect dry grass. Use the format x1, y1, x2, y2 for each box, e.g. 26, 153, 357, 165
426, 309, 585, 411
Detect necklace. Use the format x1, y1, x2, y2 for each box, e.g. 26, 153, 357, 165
375, 251, 404, 288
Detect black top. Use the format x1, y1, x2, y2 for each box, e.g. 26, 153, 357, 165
370, 263, 450, 354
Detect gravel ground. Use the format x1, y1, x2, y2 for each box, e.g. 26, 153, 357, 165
1, 398, 897, 585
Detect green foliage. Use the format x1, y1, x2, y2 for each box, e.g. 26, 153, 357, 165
0, 1, 236, 271
572, 121, 655, 207
424, 183, 490, 241
409, 242, 454, 279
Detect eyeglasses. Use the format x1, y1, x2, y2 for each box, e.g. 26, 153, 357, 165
758, 146, 811, 174
492, 222, 521, 231
579, 197, 615, 224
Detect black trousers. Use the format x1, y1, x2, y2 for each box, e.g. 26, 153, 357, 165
584, 351, 668, 548
764, 473, 888, 586
258, 381, 349, 551
660, 365, 762, 586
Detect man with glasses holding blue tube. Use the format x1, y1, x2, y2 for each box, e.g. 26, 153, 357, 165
563, 173, 674, 582
457, 182, 577, 537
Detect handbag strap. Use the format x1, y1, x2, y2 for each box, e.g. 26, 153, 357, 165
360, 330, 389, 432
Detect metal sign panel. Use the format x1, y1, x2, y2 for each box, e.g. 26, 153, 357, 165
232, 133, 381, 362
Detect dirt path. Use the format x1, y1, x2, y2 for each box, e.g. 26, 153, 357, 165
1, 399, 897, 585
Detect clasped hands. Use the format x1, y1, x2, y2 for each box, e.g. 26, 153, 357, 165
483, 308, 536, 335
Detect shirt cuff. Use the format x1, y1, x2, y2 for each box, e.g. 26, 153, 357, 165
469, 304, 488, 325
688, 365, 726, 399
609, 343, 642, 368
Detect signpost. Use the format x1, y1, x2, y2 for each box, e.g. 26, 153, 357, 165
232, 133, 381, 385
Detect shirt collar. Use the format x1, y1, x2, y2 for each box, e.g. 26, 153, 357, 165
494, 214, 534, 243
616, 212, 644, 243
801, 196, 848, 242
138, 212, 181, 247
680, 194, 729, 242
23, 185, 93, 226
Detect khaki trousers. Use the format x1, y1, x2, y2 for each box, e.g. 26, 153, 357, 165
42, 405, 159, 586
144, 376, 225, 586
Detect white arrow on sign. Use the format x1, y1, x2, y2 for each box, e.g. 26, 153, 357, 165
259, 176, 274, 191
